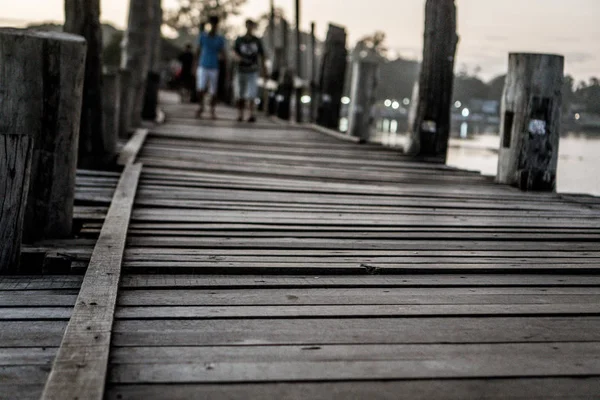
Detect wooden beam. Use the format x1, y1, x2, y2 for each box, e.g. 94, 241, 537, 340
117, 128, 148, 166
64, 0, 106, 169
41, 163, 142, 400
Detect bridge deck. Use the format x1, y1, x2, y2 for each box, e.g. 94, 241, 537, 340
2, 101, 600, 399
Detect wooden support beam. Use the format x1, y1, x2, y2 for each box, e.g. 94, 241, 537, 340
348, 53, 379, 143
41, 163, 142, 400
64, 0, 106, 169
0, 28, 87, 243
316, 24, 348, 130
102, 70, 120, 164
407, 0, 459, 159
122, 0, 154, 127
497, 53, 564, 191
0, 135, 33, 273
118, 128, 149, 166
118, 68, 133, 139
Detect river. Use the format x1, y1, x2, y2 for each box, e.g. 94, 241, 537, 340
372, 130, 600, 196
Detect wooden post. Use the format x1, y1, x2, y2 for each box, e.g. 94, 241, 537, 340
0, 135, 33, 273
143, 0, 163, 121
122, 0, 154, 127
294, 0, 302, 123
64, 0, 105, 169
497, 53, 564, 191
310, 21, 317, 123
348, 53, 379, 143
407, 0, 458, 160
0, 29, 86, 243
102, 70, 120, 163
316, 24, 348, 130
119, 68, 133, 138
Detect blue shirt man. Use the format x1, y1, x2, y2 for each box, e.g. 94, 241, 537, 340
195, 15, 226, 119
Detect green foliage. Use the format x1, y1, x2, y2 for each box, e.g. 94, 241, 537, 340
164, 0, 247, 37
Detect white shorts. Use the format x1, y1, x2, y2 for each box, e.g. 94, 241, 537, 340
196, 67, 219, 95
235, 72, 259, 100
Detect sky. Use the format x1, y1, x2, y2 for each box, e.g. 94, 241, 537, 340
1, 0, 598, 81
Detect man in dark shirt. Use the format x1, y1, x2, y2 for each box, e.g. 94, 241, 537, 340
233, 19, 267, 122
177, 44, 194, 102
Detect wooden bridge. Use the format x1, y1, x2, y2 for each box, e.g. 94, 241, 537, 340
2, 98, 600, 399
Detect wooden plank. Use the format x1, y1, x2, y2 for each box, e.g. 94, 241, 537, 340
112, 317, 600, 346
7, 302, 600, 320
117, 129, 148, 166
41, 163, 142, 400
111, 304, 600, 319
0, 348, 58, 366
116, 288, 600, 306
118, 274, 600, 289
105, 379, 600, 400
0, 276, 83, 291
108, 342, 600, 382
0, 321, 66, 347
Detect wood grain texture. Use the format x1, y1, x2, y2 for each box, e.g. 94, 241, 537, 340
117, 128, 148, 166
0, 135, 33, 272
0, 28, 86, 242
41, 163, 141, 400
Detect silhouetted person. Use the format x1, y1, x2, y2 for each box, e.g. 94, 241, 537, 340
177, 44, 195, 102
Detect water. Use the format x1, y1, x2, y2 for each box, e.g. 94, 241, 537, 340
372, 130, 600, 196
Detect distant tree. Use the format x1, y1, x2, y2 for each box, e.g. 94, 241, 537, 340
351, 31, 388, 67
164, 0, 247, 37
487, 74, 506, 101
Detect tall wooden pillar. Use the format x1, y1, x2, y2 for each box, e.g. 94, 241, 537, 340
64, 0, 105, 169
122, 0, 154, 127
309, 21, 317, 123
119, 68, 133, 138
348, 53, 379, 142
407, 0, 458, 160
0, 29, 87, 244
316, 24, 348, 130
103, 71, 120, 163
497, 53, 564, 191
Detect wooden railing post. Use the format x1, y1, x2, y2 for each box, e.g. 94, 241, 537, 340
64, 0, 105, 169
316, 24, 348, 130
0, 29, 86, 244
122, 0, 154, 127
0, 135, 33, 273
348, 54, 379, 143
103, 70, 120, 163
119, 68, 133, 138
407, 0, 458, 160
497, 53, 564, 191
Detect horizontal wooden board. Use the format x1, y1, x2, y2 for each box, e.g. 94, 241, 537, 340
112, 317, 600, 346
105, 379, 600, 400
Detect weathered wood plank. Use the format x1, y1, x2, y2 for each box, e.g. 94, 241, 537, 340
105, 379, 600, 400
41, 163, 142, 400
108, 342, 600, 382
117, 128, 148, 166
112, 317, 600, 346
116, 274, 600, 289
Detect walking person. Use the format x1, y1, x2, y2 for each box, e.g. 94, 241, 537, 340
196, 15, 226, 119
233, 19, 268, 123
177, 44, 195, 102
